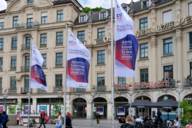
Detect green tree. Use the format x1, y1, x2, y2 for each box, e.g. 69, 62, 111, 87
180, 100, 192, 125
81, 7, 104, 13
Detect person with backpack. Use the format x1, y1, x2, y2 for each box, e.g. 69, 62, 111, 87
55, 111, 62, 128
38, 111, 46, 128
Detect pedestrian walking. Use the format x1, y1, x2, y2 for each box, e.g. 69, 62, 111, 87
2, 111, 8, 128
66, 112, 72, 128
16, 112, 21, 125
55, 112, 62, 128
120, 115, 135, 128
38, 111, 46, 128
95, 112, 100, 124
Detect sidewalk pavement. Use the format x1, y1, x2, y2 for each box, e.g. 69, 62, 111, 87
8, 119, 121, 128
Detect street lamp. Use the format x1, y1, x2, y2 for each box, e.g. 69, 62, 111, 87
176, 81, 182, 127
3, 89, 8, 112
128, 86, 134, 116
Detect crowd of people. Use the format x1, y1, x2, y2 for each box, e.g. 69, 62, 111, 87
119, 110, 180, 128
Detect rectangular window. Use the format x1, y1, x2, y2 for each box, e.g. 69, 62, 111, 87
57, 10, 64, 22
42, 53, 47, 68
189, 2, 192, 16
163, 65, 173, 79
163, 38, 173, 56
0, 22, 4, 29
10, 76, 16, 90
24, 55, 30, 68
41, 14, 48, 24
118, 77, 126, 85
55, 52, 63, 67
97, 50, 105, 65
140, 43, 148, 59
190, 62, 192, 76
12, 16, 18, 28
97, 28, 105, 40
97, 74, 105, 86
0, 57, 3, 71
99, 11, 107, 20
56, 32, 63, 46
27, 0, 33, 4
79, 15, 87, 23
25, 36, 31, 49
40, 33, 47, 48
11, 36, 17, 50
24, 75, 29, 92
77, 31, 85, 43
140, 68, 148, 82
189, 32, 192, 49
163, 10, 173, 24
27, 14, 33, 28
55, 74, 63, 88
0, 38, 3, 50
139, 17, 148, 31
10, 56, 16, 71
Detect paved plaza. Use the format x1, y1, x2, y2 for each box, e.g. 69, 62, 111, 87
8, 119, 121, 128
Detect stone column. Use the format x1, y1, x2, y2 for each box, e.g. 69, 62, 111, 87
86, 101, 92, 119
150, 36, 157, 82
31, 98, 37, 113
107, 102, 112, 119
175, 29, 183, 82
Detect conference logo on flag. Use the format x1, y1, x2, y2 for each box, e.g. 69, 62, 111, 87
30, 43, 47, 90
67, 31, 90, 88
115, 0, 138, 77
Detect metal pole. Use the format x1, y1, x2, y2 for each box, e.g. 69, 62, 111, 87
110, 0, 115, 127
177, 82, 181, 127
28, 36, 33, 128
63, 24, 68, 128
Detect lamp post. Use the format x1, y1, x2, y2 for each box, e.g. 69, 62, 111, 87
128, 86, 134, 116
176, 81, 182, 127
3, 89, 7, 112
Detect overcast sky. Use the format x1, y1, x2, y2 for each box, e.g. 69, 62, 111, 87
0, 0, 138, 11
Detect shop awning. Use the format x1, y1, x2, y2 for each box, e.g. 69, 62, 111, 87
154, 100, 178, 108
131, 100, 154, 108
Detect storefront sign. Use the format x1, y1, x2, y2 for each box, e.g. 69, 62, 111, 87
117, 107, 125, 116
96, 106, 104, 116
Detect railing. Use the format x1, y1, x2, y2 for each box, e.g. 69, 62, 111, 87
96, 85, 106, 92
15, 22, 39, 29
114, 80, 176, 91
21, 66, 30, 72
37, 89, 46, 94
70, 88, 86, 93
137, 29, 151, 36
21, 44, 30, 50
7, 89, 17, 94
20, 87, 30, 94
184, 77, 192, 87
53, 86, 63, 92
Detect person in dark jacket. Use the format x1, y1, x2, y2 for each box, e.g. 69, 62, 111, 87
66, 112, 72, 128
0, 112, 3, 128
38, 111, 46, 128
121, 115, 135, 128
2, 111, 8, 128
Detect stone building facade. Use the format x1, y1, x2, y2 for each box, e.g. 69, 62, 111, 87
0, 0, 192, 120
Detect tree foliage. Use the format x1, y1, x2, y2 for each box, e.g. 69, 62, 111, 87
81, 7, 104, 13
180, 100, 192, 124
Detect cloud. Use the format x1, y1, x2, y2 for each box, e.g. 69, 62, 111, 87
0, 0, 7, 11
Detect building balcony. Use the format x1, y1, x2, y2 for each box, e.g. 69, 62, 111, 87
20, 87, 31, 94
37, 89, 46, 94
184, 76, 192, 87
70, 88, 86, 93
21, 44, 30, 51
114, 80, 176, 92
95, 37, 110, 45
137, 29, 151, 37
15, 22, 39, 29
21, 66, 30, 72
96, 85, 106, 92
7, 88, 17, 94
53, 86, 63, 93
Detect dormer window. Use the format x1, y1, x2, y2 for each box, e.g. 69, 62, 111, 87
142, 0, 149, 9
99, 11, 108, 20
27, 0, 33, 5
79, 15, 88, 23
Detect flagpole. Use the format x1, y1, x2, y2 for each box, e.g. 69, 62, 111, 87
28, 36, 33, 128
111, 0, 115, 127
63, 24, 68, 128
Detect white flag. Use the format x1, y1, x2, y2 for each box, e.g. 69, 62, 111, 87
115, 0, 138, 77
30, 43, 47, 90
67, 30, 91, 88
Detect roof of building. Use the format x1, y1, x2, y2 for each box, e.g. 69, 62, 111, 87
0, 10, 6, 14
53, 0, 83, 9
